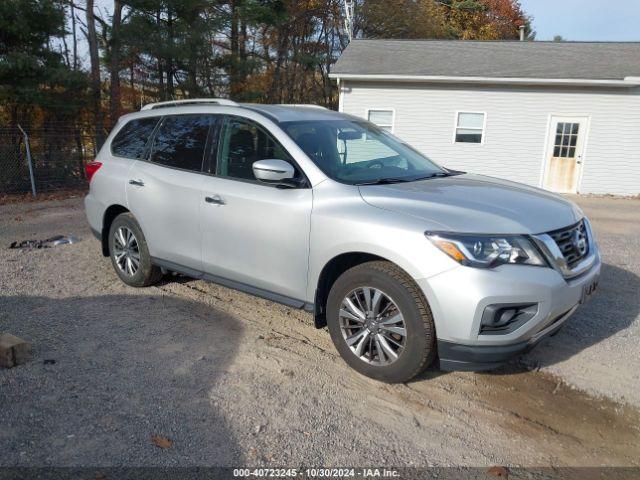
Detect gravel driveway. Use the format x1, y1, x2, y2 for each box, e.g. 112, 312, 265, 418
0, 195, 638, 468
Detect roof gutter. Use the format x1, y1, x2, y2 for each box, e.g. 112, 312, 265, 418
328, 73, 640, 88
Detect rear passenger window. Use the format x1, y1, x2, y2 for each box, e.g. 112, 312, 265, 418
111, 117, 159, 159
150, 115, 213, 172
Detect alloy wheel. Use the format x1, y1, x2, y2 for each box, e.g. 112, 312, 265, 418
113, 226, 140, 277
339, 287, 407, 365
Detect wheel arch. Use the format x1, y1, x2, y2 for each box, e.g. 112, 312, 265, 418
313, 252, 416, 329
101, 204, 130, 256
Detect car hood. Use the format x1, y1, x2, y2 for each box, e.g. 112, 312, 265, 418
358, 174, 582, 234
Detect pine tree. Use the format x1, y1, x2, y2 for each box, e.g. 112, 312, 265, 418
0, 0, 89, 126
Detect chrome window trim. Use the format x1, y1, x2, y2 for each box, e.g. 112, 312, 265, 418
531, 218, 598, 279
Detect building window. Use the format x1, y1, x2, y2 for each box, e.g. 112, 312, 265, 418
367, 110, 394, 132
553, 122, 579, 158
455, 112, 485, 144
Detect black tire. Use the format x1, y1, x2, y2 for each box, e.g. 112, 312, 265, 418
108, 212, 162, 287
326, 261, 436, 383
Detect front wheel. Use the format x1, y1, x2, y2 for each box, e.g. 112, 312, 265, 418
326, 261, 436, 383
108, 212, 162, 287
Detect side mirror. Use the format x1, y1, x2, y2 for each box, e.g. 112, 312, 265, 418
253, 159, 297, 185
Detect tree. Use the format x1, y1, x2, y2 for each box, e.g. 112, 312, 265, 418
109, 0, 123, 126
359, 0, 448, 39
0, 0, 89, 126
3, 0, 537, 124
86, 0, 105, 147
119, 0, 223, 102
439, 0, 533, 40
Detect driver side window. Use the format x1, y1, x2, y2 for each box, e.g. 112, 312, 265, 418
217, 117, 291, 181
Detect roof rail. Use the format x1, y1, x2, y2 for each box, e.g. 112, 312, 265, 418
140, 98, 238, 111
278, 104, 328, 110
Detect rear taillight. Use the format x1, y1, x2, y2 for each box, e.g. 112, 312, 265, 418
85, 161, 102, 183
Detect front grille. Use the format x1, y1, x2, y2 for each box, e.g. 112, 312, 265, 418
547, 220, 589, 267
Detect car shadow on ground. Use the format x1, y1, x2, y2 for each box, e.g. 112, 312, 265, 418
0, 293, 243, 466
413, 262, 639, 381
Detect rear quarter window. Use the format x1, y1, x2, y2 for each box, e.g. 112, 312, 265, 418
111, 117, 159, 159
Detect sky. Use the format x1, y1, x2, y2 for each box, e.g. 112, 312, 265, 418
520, 0, 640, 41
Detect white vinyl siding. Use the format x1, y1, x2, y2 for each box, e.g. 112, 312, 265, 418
340, 81, 640, 196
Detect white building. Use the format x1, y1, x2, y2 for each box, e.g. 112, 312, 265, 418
330, 40, 640, 196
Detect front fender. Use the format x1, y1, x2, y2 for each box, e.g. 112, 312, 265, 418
306, 181, 458, 303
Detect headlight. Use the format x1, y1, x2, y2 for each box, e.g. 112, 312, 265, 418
425, 232, 547, 268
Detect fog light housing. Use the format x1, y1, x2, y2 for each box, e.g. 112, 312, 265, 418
480, 303, 538, 335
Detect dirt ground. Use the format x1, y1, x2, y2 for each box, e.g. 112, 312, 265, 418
0, 196, 639, 469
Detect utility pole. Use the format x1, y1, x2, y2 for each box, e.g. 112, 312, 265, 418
343, 0, 355, 42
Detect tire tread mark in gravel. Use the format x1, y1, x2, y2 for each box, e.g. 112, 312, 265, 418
154, 283, 335, 356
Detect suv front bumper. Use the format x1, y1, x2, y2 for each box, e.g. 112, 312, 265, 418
416, 248, 601, 371
436, 303, 577, 371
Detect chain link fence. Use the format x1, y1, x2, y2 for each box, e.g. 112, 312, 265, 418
0, 124, 97, 196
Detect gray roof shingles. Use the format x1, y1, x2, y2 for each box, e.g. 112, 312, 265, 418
331, 40, 640, 80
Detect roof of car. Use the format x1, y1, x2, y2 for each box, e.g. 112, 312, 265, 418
132, 100, 347, 123
331, 39, 640, 81
240, 104, 347, 123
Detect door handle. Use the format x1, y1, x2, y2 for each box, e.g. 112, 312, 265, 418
129, 179, 145, 187
205, 195, 225, 205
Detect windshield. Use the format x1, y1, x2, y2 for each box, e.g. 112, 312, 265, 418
281, 119, 446, 184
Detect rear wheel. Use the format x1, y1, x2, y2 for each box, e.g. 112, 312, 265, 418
108, 213, 162, 287
326, 261, 436, 383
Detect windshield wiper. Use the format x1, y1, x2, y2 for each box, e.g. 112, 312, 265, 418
356, 171, 461, 185
355, 177, 414, 185
413, 171, 457, 180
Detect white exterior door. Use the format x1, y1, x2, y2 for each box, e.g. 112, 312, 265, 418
543, 116, 588, 193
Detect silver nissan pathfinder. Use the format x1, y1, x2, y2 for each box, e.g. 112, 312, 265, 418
85, 99, 601, 383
